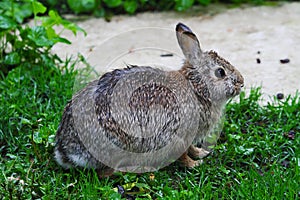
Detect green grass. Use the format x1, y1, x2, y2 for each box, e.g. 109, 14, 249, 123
0, 62, 299, 199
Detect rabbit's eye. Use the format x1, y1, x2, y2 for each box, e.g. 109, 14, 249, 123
215, 68, 226, 78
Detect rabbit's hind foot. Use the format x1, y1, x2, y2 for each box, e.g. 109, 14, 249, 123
178, 152, 202, 168
188, 145, 210, 159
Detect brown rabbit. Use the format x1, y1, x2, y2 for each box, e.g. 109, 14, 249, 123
54, 23, 244, 177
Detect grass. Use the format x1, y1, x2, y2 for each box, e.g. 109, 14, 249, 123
0, 61, 299, 199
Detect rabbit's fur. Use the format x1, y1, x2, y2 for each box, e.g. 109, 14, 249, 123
54, 23, 244, 176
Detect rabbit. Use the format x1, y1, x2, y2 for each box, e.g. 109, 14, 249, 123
54, 22, 244, 177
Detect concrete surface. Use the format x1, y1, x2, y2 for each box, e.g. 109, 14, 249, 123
52, 3, 300, 103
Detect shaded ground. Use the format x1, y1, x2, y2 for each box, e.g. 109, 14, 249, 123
52, 2, 300, 102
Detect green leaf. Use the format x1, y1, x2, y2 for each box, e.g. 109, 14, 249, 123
41, 10, 86, 36
135, 183, 150, 189
6, 153, 17, 159
39, 10, 62, 28
220, 166, 230, 174
44, 26, 71, 44
124, 0, 138, 14
94, 7, 106, 18
52, 37, 72, 45
67, 0, 82, 14
20, 117, 32, 125
4, 52, 21, 65
45, 26, 58, 39
67, 0, 96, 13
28, 26, 54, 47
139, 0, 148, 5
13, 3, 33, 24
103, 0, 122, 8
175, 0, 194, 11
39, 10, 62, 29
0, 15, 18, 30
228, 133, 241, 140
48, 10, 62, 23
61, 20, 87, 36
31, 0, 47, 15
243, 147, 254, 155
0, 1, 11, 11
198, 0, 211, 6
236, 146, 255, 155
46, 0, 58, 7
33, 132, 43, 144
81, 0, 96, 12
48, 134, 55, 145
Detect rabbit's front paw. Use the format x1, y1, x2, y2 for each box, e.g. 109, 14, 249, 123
188, 145, 210, 159
178, 152, 202, 168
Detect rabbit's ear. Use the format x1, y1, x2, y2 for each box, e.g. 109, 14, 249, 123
176, 23, 202, 62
